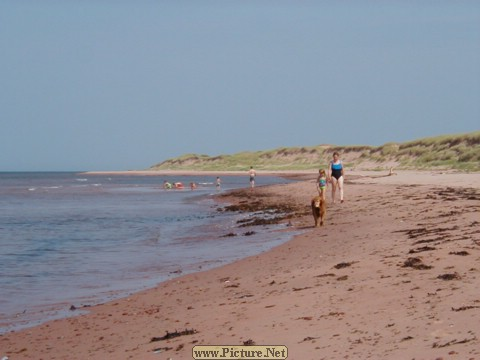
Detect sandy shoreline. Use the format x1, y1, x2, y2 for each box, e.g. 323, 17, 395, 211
1, 171, 479, 359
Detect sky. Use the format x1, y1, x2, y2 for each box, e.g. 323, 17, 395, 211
1, 1, 479, 171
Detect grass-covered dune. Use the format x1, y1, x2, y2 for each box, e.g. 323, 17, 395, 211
150, 131, 480, 172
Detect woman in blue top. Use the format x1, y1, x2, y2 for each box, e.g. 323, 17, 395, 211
328, 152, 344, 203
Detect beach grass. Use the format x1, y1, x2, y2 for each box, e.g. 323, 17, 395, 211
150, 131, 480, 172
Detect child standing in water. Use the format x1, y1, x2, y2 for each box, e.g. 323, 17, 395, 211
316, 169, 327, 200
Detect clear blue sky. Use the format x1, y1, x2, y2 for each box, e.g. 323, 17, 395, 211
1, 1, 479, 171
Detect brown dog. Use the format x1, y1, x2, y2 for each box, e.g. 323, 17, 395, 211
311, 196, 326, 227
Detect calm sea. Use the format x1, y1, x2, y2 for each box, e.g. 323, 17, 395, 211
0, 172, 297, 334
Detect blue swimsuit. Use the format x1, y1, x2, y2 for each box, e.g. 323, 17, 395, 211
331, 162, 343, 180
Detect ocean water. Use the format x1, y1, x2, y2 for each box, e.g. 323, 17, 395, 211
0, 172, 296, 333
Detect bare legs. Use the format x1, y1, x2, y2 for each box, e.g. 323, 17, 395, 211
319, 188, 326, 201
330, 176, 344, 203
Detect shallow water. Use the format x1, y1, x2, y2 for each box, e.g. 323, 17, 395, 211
0, 172, 297, 333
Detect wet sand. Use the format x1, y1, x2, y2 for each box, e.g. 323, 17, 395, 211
1, 170, 479, 360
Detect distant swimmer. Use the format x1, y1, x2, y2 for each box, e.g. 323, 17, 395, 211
249, 166, 256, 189
216, 177, 221, 190
163, 181, 172, 189
174, 182, 184, 189
190, 182, 197, 190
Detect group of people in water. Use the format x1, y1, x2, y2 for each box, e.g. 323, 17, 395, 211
162, 181, 185, 190
162, 166, 257, 192
163, 176, 223, 191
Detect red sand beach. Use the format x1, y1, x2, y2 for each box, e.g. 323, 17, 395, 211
1, 170, 479, 360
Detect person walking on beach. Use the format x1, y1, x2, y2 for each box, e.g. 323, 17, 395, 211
316, 169, 327, 201
328, 152, 344, 203
249, 166, 256, 189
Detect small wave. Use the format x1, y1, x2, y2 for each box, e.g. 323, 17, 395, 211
76, 178, 88, 182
